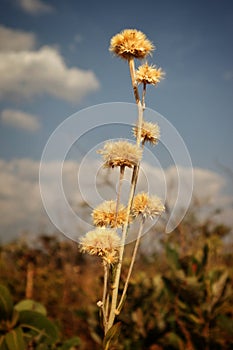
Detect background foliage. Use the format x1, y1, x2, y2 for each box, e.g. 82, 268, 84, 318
0, 209, 232, 349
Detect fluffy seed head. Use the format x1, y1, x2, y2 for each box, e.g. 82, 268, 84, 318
92, 200, 128, 228
136, 63, 165, 85
79, 228, 120, 265
98, 141, 142, 168
109, 29, 154, 60
132, 192, 165, 219
133, 121, 160, 145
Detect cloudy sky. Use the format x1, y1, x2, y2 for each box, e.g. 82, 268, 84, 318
0, 0, 232, 242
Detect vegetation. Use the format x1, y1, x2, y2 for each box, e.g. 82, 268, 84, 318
0, 282, 80, 349
0, 214, 232, 349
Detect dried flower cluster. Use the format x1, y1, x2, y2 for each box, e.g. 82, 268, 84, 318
132, 192, 165, 219
79, 28, 166, 341
133, 120, 160, 145
92, 200, 128, 228
98, 140, 142, 168
80, 228, 120, 265
136, 63, 165, 85
109, 29, 154, 60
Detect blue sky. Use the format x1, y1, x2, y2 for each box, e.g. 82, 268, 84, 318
0, 0, 232, 169
0, 0, 232, 241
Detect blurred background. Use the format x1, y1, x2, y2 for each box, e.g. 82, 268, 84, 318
0, 0, 233, 241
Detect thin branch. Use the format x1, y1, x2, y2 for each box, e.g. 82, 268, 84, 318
102, 263, 109, 329
116, 217, 145, 312
106, 58, 144, 331
115, 165, 125, 226
128, 58, 140, 104
142, 82, 147, 110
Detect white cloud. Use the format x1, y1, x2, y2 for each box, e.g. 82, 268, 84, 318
0, 45, 100, 102
18, 0, 54, 14
0, 25, 36, 51
1, 109, 40, 132
0, 159, 43, 242
0, 159, 232, 243
164, 166, 225, 207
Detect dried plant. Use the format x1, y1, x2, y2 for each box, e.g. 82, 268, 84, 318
79, 28, 165, 349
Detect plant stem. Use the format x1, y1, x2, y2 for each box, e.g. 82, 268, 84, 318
128, 58, 140, 104
142, 82, 147, 110
128, 58, 143, 146
107, 230, 126, 330
107, 98, 143, 332
107, 169, 141, 330
103, 295, 110, 343
104, 340, 110, 350
102, 263, 108, 330
116, 217, 145, 312
106, 57, 145, 332
115, 166, 125, 225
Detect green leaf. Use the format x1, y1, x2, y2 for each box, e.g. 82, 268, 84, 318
217, 314, 233, 335
0, 337, 8, 350
163, 332, 184, 349
165, 245, 181, 269
211, 271, 228, 309
103, 322, 121, 349
187, 313, 203, 325
90, 331, 102, 345
162, 276, 175, 297
201, 244, 209, 269
0, 285, 13, 320
35, 343, 50, 350
8, 309, 19, 329
15, 300, 47, 315
5, 327, 25, 350
19, 310, 58, 345
60, 337, 81, 349
34, 344, 50, 350
177, 299, 188, 311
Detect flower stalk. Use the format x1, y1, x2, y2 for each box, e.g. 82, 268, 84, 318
128, 58, 140, 104
79, 28, 165, 348
115, 165, 125, 225
116, 216, 145, 313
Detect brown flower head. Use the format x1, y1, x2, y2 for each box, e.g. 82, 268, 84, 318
133, 121, 160, 145
98, 140, 142, 168
79, 228, 120, 265
92, 200, 128, 228
109, 29, 154, 60
132, 192, 165, 219
136, 63, 165, 85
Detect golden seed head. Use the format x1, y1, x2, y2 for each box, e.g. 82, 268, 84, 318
103, 250, 119, 265
98, 140, 142, 168
136, 63, 165, 85
133, 120, 160, 145
92, 200, 128, 228
109, 29, 154, 60
132, 192, 165, 219
79, 228, 120, 265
